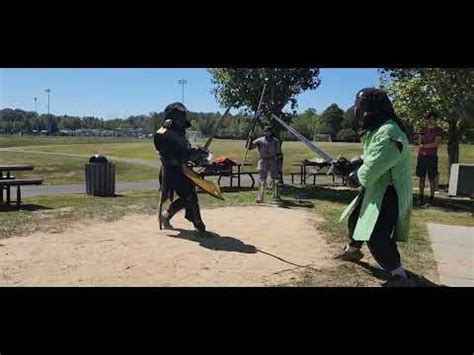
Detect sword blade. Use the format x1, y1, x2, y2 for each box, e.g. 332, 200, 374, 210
272, 114, 334, 163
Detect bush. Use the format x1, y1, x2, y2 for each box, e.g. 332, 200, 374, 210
336, 128, 357, 142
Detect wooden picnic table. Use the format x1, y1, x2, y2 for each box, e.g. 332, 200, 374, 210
0, 165, 43, 207
198, 163, 257, 188
290, 161, 334, 185
0, 164, 34, 179
233, 163, 256, 188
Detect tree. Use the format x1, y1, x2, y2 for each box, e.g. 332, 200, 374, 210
341, 105, 358, 131
321, 103, 345, 140
336, 128, 357, 142
380, 68, 474, 173
22, 116, 33, 133
209, 68, 321, 133
193, 114, 216, 137
312, 115, 332, 136
209, 68, 321, 183
302, 107, 317, 117
50, 116, 59, 134
149, 111, 164, 133
291, 108, 320, 140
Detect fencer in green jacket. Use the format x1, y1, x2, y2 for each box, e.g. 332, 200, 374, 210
335, 88, 414, 287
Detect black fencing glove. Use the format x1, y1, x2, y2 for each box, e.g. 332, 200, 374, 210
347, 170, 361, 188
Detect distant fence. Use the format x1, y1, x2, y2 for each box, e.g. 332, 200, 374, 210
0, 132, 153, 139
313, 134, 332, 142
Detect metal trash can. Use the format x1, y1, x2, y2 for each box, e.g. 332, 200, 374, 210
85, 154, 116, 197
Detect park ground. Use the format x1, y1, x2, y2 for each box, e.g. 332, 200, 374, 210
0, 137, 473, 286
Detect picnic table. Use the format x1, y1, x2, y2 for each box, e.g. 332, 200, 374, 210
198, 163, 258, 188
0, 164, 34, 179
290, 160, 341, 185
0, 165, 43, 207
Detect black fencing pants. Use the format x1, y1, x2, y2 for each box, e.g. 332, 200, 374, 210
167, 175, 205, 231
347, 186, 401, 272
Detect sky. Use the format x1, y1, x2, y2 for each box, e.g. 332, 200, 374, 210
0, 68, 381, 119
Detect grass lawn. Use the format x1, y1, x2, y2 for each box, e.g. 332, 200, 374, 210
2, 138, 472, 186
0, 151, 158, 185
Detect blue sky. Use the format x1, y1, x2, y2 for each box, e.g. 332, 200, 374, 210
0, 68, 381, 119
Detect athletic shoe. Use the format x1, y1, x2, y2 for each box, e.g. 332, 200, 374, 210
334, 248, 364, 262
382, 274, 417, 287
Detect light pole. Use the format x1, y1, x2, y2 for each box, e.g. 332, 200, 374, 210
178, 79, 187, 104
45, 89, 51, 135
34, 97, 38, 133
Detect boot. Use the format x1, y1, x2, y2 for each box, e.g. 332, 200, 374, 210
256, 181, 265, 203
418, 195, 424, 206
186, 199, 207, 234
194, 220, 215, 238
194, 220, 206, 233
334, 245, 364, 262
161, 210, 174, 230
427, 195, 434, 206
271, 179, 281, 201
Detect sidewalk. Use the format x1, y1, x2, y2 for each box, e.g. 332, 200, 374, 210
19, 182, 160, 197
427, 223, 474, 287
19, 174, 342, 197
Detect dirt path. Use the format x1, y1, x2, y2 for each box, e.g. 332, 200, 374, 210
0, 206, 336, 286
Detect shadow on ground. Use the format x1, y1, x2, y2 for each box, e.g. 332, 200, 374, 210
166, 228, 318, 270
412, 196, 473, 213
281, 185, 473, 214
87, 194, 124, 198
168, 228, 258, 254
281, 185, 358, 205
217, 186, 257, 194
275, 199, 315, 209
0, 204, 52, 212
353, 259, 444, 287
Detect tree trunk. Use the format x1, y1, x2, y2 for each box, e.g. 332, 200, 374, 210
278, 140, 284, 185
271, 104, 286, 185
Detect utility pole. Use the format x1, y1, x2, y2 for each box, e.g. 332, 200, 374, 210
45, 89, 51, 135
178, 79, 187, 103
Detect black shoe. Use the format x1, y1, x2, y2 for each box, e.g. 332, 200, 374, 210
382, 274, 417, 287
194, 221, 208, 235
334, 248, 364, 262
161, 214, 174, 230
196, 229, 215, 238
